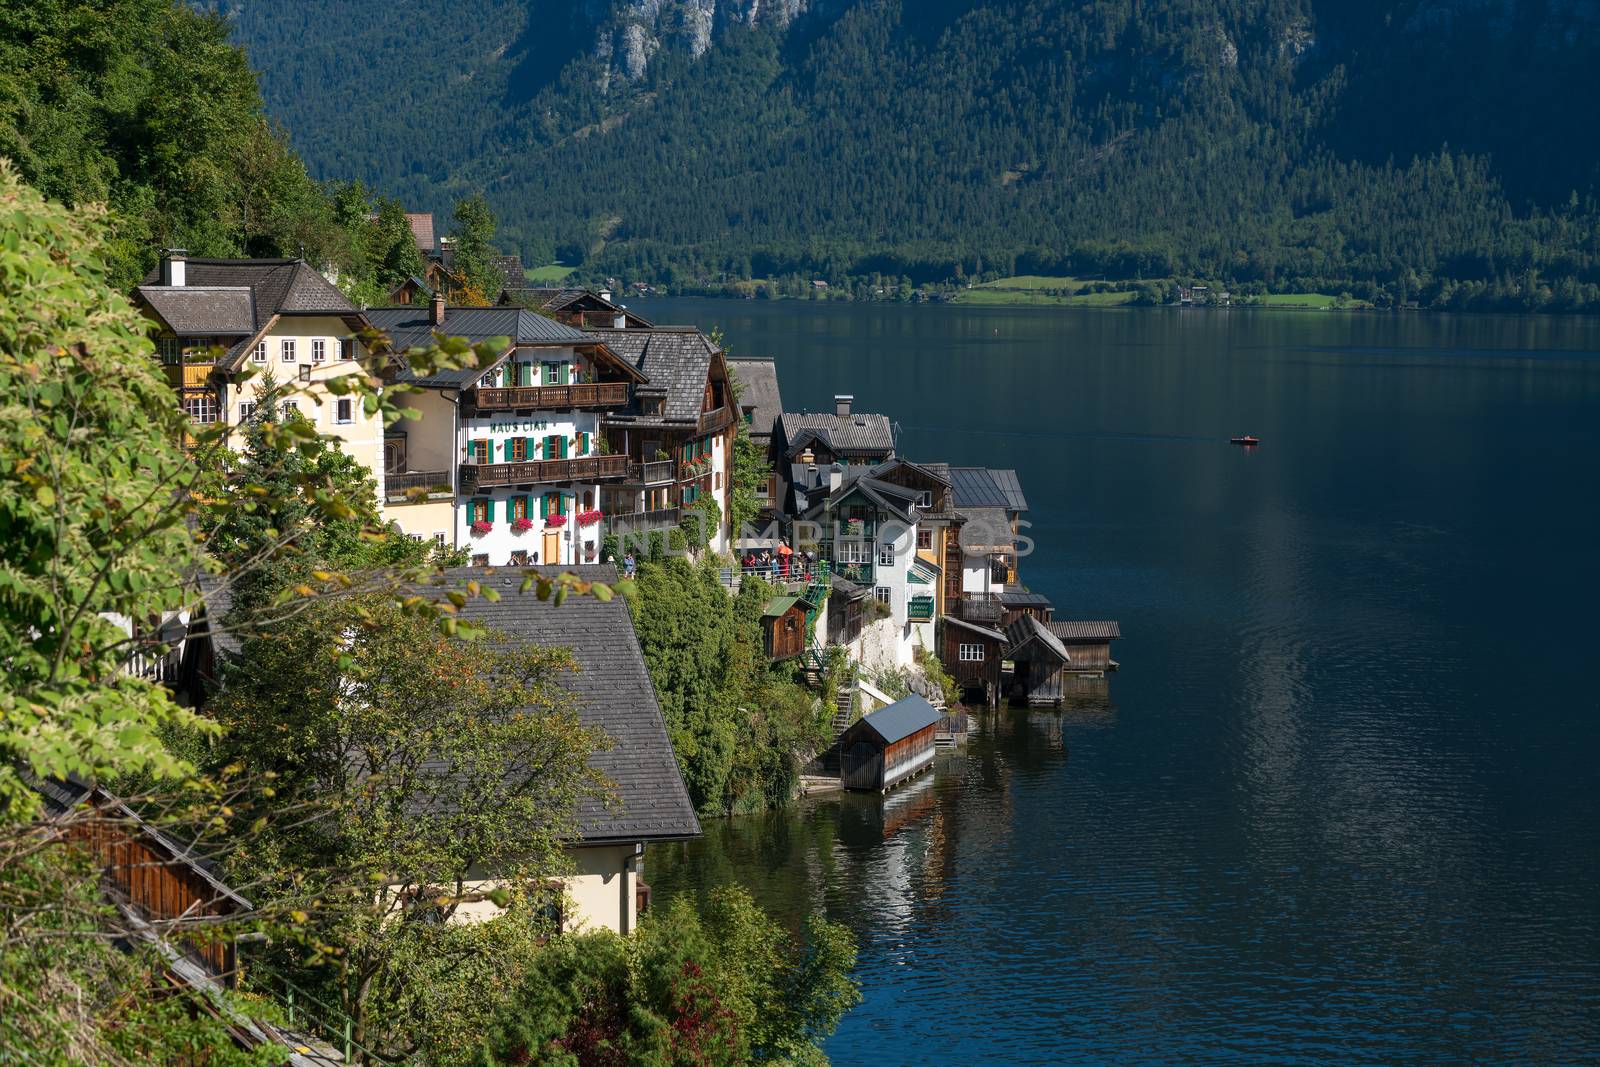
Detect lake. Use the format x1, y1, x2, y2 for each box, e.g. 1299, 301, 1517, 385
632, 299, 1600, 1065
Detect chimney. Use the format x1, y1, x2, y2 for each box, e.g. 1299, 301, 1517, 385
828, 463, 843, 492
806, 464, 819, 490
161, 249, 187, 287
430, 292, 446, 327
599, 288, 613, 303
834, 394, 853, 417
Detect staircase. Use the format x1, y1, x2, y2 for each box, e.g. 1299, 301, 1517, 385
832, 680, 855, 737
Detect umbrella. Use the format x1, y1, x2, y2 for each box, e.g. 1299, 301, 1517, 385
776, 543, 793, 555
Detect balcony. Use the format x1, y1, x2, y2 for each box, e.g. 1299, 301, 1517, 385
697, 406, 735, 435
609, 508, 682, 535
471, 381, 629, 412
834, 561, 875, 585
628, 460, 676, 485
907, 595, 936, 622
954, 594, 1003, 626
385, 469, 452, 503
459, 454, 630, 490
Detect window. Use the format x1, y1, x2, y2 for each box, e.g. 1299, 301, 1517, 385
182, 393, 217, 424
311, 339, 326, 362
158, 338, 181, 364
959, 643, 985, 663
542, 361, 566, 386
480, 368, 499, 388
471, 554, 489, 567
335, 399, 353, 425
470, 499, 490, 524
433, 532, 447, 546
239, 401, 258, 422
878, 543, 896, 567
510, 437, 528, 462
837, 540, 870, 564
510, 496, 528, 521
542, 434, 565, 460
583, 541, 597, 562
298, 364, 311, 382
469, 440, 488, 464
340, 338, 354, 360
917, 529, 933, 550
509, 550, 529, 566
917, 490, 934, 509
252, 341, 267, 363
280, 400, 298, 417
280, 339, 296, 362
874, 586, 891, 604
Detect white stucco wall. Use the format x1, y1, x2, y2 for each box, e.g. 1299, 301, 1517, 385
434, 843, 639, 934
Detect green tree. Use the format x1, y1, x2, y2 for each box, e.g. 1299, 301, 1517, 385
210, 597, 607, 1064
451, 192, 503, 304
477, 884, 859, 1067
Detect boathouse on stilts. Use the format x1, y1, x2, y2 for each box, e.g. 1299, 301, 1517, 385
838, 695, 942, 792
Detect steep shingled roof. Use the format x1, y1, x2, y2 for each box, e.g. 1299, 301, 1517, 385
729, 358, 783, 440
434, 566, 700, 843
1047, 620, 1123, 641
589, 327, 720, 424
133, 286, 255, 336
366, 306, 604, 389
1006, 613, 1071, 664
139, 259, 355, 329
779, 411, 896, 457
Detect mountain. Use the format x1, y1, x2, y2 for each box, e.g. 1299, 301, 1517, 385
218, 0, 1600, 307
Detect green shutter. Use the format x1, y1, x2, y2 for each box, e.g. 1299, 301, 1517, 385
560, 361, 571, 384
523, 495, 533, 520
560, 435, 569, 459
503, 438, 513, 461
579, 432, 589, 455
539, 494, 549, 518
486, 499, 495, 522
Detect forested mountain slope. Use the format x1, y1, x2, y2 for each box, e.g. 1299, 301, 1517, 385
221, 0, 1600, 306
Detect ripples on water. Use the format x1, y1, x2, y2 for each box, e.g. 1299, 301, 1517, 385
642, 302, 1600, 1065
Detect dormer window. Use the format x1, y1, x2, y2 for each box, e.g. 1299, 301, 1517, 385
917, 491, 934, 508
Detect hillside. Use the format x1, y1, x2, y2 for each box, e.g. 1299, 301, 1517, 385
220, 0, 1600, 308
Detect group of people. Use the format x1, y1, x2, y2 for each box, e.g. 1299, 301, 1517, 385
740, 544, 816, 581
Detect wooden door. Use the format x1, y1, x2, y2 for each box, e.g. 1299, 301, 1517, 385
543, 531, 562, 565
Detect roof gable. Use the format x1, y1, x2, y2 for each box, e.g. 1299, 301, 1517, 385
588, 327, 721, 423
135, 286, 255, 336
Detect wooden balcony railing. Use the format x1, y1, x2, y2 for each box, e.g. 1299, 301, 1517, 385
697, 406, 734, 435
629, 460, 676, 485
954, 595, 1004, 625
459, 454, 630, 489
472, 381, 629, 411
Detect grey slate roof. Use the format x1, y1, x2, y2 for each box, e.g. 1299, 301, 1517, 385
367, 306, 600, 388
987, 469, 1029, 512
139, 259, 356, 327
729, 358, 783, 440
856, 695, 941, 744
432, 565, 700, 843
948, 467, 1011, 509
589, 327, 720, 424
957, 507, 1014, 551
779, 411, 896, 458
1047, 620, 1123, 641
134, 286, 255, 336
944, 615, 1007, 642
1000, 590, 1053, 609
1006, 614, 1071, 664
800, 472, 920, 525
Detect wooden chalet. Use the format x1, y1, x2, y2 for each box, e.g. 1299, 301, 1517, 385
501, 287, 655, 330
761, 594, 812, 661
1047, 620, 1123, 675
941, 615, 1007, 708
33, 776, 252, 986
838, 695, 943, 792
1004, 614, 1074, 708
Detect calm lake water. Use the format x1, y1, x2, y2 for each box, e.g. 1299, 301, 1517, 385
634, 299, 1600, 1065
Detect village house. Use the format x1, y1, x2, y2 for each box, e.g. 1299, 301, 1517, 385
1046, 620, 1123, 676
433, 566, 700, 932
500, 286, 654, 329
133, 252, 385, 493
367, 300, 646, 565
1003, 613, 1074, 707
945, 466, 1029, 626
591, 326, 738, 553
773, 396, 897, 515
728, 356, 785, 520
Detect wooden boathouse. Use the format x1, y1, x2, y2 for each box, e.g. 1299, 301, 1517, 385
940, 615, 1007, 707
1046, 620, 1123, 675
1004, 614, 1074, 708
839, 695, 943, 792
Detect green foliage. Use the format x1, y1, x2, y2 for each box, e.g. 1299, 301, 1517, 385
0, 0, 350, 288
477, 884, 858, 1067
627, 560, 827, 814
211, 596, 606, 1064
451, 192, 502, 305
0, 165, 217, 819
230, 0, 1600, 312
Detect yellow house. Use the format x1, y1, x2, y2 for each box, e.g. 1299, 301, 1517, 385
134, 252, 384, 501
437, 564, 700, 932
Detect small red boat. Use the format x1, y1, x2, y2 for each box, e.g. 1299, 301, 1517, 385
1230, 435, 1260, 447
